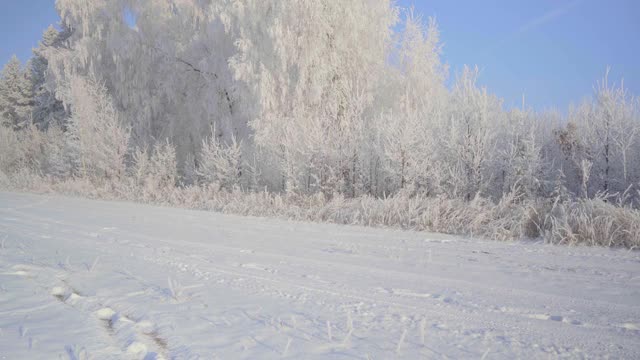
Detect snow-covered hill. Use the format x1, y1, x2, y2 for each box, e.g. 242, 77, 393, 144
1, 192, 638, 359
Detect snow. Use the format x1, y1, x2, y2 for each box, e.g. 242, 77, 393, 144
0, 192, 639, 359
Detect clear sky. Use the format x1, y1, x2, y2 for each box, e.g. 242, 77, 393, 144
1, 0, 638, 111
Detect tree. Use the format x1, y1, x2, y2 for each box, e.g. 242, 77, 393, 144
50, 0, 241, 167
496, 108, 542, 199
8, 0, 636, 210
445, 66, 501, 200
222, 0, 398, 193
30, 25, 69, 129
561, 71, 640, 198
0, 56, 34, 130
554, 117, 592, 198
378, 13, 448, 195
198, 126, 243, 191
592, 71, 639, 193
64, 74, 130, 180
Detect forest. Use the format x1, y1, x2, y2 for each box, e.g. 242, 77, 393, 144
1, 0, 639, 247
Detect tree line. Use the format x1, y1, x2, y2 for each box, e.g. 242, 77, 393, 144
1, 0, 639, 214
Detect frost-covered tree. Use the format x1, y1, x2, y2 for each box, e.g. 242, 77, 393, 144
42, 124, 72, 178
377, 13, 448, 195
554, 117, 591, 197
0, 125, 22, 173
198, 126, 243, 191
555, 71, 640, 199
495, 108, 542, 199
63, 74, 130, 180
50, 0, 241, 164
590, 72, 639, 194
0, 56, 34, 130
445, 66, 501, 200
30, 25, 69, 129
221, 0, 398, 193
131, 140, 178, 198
1, 0, 636, 215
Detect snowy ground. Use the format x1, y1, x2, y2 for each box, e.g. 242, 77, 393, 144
0, 192, 639, 359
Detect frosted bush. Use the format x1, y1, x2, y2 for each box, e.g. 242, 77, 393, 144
542, 197, 640, 248
198, 128, 243, 191
129, 141, 178, 203
0, 124, 22, 173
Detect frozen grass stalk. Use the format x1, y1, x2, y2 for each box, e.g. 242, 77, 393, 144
19, 325, 28, 338
480, 347, 491, 360
168, 277, 183, 301
342, 328, 353, 346
283, 337, 292, 356
87, 256, 100, 272
65, 344, 90, 360
396, 329, 407, 354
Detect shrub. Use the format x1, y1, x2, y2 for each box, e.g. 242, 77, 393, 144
542, 197, 640, 248
198, 128, 243, 191
129, 141, 178, 203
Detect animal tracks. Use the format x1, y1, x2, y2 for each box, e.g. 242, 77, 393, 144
384, 287, 594, 331
2, 192, 640, 359
51, 286, 171, 360
526, 313, 583, 326
1, 264, 39, 277
617, 322, 640, 332
492, 306, 591, 329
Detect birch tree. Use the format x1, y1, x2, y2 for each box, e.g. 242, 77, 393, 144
446, 66, 501, 200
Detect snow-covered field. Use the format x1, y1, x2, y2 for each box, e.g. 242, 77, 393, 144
0, 192, 638, 359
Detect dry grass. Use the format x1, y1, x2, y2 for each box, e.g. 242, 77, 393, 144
4, 172, 637, 248
539, 198, 640, 248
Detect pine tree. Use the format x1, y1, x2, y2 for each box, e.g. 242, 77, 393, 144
65, 74, 130, 180
30, 25, 68, 129
0, 56, 34, 130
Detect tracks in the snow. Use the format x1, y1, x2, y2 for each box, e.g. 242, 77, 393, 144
54, 283, 170, 360
4, 260, 172, 360
2, 192, 640, 359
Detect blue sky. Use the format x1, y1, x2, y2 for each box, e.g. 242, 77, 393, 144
1, 0, 638, 111
398, 0, 639, 110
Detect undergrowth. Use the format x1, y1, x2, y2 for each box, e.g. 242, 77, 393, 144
3, 171, 638, 249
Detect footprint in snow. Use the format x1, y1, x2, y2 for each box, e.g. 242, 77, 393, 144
617, 323, 640, 331
322, 247, 354, 255
50, 286, 67, 301
527, 314, 583, 326
95, 307, 117, 321
239, 263, 278, 273
2, 264, 38, 276
51, 286, 84, 305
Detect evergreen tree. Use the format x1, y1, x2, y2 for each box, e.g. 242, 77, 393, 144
30, 25, 68, 129
0, 56, 34, 130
